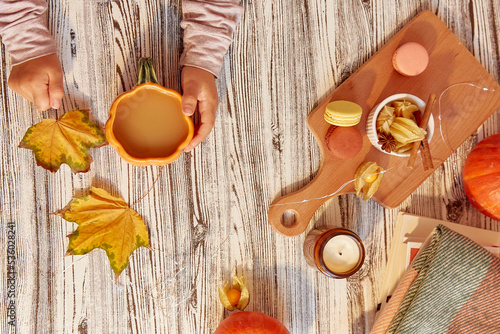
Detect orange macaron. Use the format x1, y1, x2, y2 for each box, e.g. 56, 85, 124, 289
325, 126, 363, 159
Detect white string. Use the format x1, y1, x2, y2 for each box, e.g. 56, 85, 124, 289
269, 168, 394, 207
438, 82, 495, 152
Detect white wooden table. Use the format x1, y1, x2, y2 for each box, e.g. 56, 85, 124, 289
1, 1, 499, 333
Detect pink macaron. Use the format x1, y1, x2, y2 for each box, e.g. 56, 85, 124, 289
392, 42, 429, 77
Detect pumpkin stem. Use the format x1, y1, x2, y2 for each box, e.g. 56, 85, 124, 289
137, 58, 159, 85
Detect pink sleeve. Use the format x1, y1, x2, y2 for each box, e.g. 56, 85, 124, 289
0, 0, 57, 65
180, 0, 243, 78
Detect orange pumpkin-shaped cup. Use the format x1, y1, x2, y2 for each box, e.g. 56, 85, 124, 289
106, 58, 194, 166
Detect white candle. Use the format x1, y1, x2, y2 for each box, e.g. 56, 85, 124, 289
323, 235, 361, 273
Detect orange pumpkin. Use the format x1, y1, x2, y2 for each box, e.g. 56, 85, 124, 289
462, 134, 500, 221
106, 58, 194, 166
214, 312, 290, 334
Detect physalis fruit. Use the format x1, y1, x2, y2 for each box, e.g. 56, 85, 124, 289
218, 276, 249, 311
354, 162, 384, 200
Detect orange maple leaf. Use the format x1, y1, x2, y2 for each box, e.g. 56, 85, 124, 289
19, 110, 106, 173
54, 187, 150, 281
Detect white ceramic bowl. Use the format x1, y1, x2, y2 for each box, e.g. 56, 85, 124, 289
366, 93, 434, 157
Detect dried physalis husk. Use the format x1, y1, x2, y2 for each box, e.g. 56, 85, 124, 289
392, 100, 419, 119
376, 105, 396, 135
389, 117, 426, 145
354, 162, 384, 201
394, 141, 414, 154
218, 276, 250, 311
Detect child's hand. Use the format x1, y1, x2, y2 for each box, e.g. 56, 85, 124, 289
181, 66, 219, 152
8, 54, 64, 111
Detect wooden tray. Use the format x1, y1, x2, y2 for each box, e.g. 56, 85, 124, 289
268, 10, 500, 237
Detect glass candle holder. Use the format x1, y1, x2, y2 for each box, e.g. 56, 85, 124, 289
303, 227, 365, 278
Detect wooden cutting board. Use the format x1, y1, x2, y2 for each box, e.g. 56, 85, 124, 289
268, 10, 500, 237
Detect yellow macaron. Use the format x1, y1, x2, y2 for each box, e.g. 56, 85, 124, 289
324, 101, 363, 126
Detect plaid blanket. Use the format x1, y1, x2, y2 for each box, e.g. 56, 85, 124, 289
371, 225, 500, 333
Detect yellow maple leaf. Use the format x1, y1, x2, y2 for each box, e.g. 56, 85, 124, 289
19, 110, 106, 173
54, 187, 150, 281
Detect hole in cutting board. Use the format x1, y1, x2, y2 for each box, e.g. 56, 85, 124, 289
281, 210, 298, 227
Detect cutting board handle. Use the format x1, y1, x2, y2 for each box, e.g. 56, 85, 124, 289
267, 168, 351, 237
